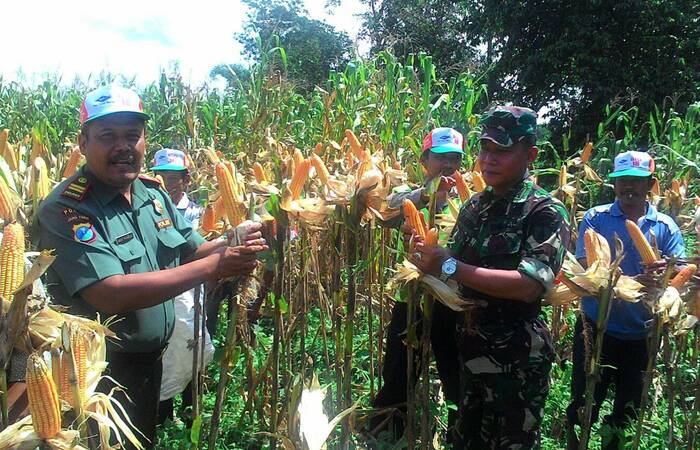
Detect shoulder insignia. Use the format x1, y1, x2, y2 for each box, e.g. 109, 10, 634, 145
61, 176, 90, 201
139, 174, 164, 187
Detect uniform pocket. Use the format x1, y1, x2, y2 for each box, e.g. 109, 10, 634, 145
156, 228, 187, 268
112, 239, 146, 273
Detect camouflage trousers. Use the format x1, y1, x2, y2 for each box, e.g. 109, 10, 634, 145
455, 360, 552, 449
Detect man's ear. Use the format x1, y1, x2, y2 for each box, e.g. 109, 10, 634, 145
78, 130, 88, 156
527, 145, 539, 165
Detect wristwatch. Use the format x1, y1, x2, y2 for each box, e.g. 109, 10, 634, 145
440, 257, 458, 282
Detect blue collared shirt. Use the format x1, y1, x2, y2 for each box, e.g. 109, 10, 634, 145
576, 200, 685, 339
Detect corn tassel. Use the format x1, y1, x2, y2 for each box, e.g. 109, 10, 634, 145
0, 223, 25, 301
310, 154, 331, 187
252, 162, 267, 184
26, 353, 62, 439
0, 175, 18, 222
215, 163, 245, 227
625, 220, 657, 264
403, 199, 427, 240
670, 264, 697, 289
581, 142, 593, 164
62, 146, 82, 179
472, 171, 486, 192
289, 158, 311, 200
454, 171, 471, 202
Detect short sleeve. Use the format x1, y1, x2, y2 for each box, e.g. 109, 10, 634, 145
159, 190, 205, 257
37, 200, 125, 297
519, 200, 571, 292
659, 221, 686, 259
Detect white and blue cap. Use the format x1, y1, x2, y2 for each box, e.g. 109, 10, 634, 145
80, 85, 149, 125
609, 150, 655, 178
422, 127, 464, 154
151, 148, 188, 172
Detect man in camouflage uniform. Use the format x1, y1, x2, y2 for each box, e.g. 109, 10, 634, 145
412, 106, 570, 449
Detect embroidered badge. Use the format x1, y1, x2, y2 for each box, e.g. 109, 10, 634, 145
153, 199, 164, 215
62, 208, 90, 224
61, 176, 90, 201
156, 218, 172, 230
72, 223, 97, 244
114, 232, 134, 245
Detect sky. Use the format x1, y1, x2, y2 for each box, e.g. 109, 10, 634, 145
0, 0, 367, 88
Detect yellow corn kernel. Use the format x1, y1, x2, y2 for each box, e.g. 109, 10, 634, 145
473, 158, 481, 174
30, 156, 51, 201
26, 353, 62, 439
289, 158, 311, 200
670, 264, 696, 289
583, 228, 601, 267
62, 146, 83, 179
0, 129, 18, 171
425, 228, 439, 246
454, 171, 471, 202
310, 154, 331, 187
252, 162, 267, 184
625, 220, 656, 264
201, 205, 218, 232
313, 143, 323, 156
558, 164, 568, 188
403, 199, 426, 240
344, 129, 365, 160
292, 148, 304, 170
471, 171, 486, 192
0, 223, 25, 301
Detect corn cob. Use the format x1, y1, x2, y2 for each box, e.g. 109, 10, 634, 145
345, 149, 355, 169
212, 196, 226, 222
345, 129, 367, 160
583, 228, 598, 267
30, 156, 51, 201
403, 199, 426, 239
473, 159, 481, 174
0, 223, 25, 301
0, 175, 18, 222
670, 264, 697, 289
310, 154, 331, 187
581, 142, 593, 164
201, 205, 217, 232
472, 171, 486, 192
625, 220, 657, 264
62, 146, 82, 179
425, 228, 439, 246
292, 148, 304, 170
215, 163, 245, 227
454, 171, 471, 202
313, 143, 323, 156
59, 323, 89, 407
26, 353, 62, 439
289, 158, 311, 200
252, 162, 267, 184
558, 164, 568, 188
29, 131, 48, 165
0, 129, 18, 171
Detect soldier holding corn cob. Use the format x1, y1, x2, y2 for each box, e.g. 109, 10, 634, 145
35, 86, 268, 449
411, 107, 570, 449
565, 150, 685, 450
370, 127, 464, 442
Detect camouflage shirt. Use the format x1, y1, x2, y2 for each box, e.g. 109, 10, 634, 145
450, 176, 571, 373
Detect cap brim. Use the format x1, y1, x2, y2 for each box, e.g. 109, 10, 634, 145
429, 146, 464, 155
480, 128, 514, 148
151, 164, 187, 171
83, 110, 150, 125
608, 168, 652, 178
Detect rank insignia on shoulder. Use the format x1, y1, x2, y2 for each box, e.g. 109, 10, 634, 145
61, 176, 90, 201
153, 199, 164, 215
156, 218, 172, 230
139, 174, 164, 187
72, 222, 97, 244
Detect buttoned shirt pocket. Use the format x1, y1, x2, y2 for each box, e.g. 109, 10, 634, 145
479, 228, 522, 270
157, 228, 187, 269
112, 238, 147, 274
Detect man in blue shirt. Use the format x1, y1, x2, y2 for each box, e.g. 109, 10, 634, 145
566, 150, 685, 450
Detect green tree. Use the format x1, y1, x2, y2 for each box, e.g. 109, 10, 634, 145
237, 0, 353, 92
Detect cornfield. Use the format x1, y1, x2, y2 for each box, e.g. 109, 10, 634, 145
0, 50, 699, 449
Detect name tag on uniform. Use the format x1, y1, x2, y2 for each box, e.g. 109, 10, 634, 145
156, 218, 172, 230
114, 232, 134, 245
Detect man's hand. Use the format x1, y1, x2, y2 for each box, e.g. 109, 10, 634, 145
410, 241, 452, 277
436, 175, 456, 203
209, 241, 268, 280
227, 220, 263, 246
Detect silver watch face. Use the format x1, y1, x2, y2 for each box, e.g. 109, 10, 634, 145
442, 258, 457, 275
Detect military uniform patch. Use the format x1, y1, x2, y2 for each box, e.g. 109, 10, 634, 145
153, 199, 164, 215
114, 232, 134, 245
156, 218, 172, 230
62, 208, 90, 224
61, 176, 90, 201
73, 222, 97, 244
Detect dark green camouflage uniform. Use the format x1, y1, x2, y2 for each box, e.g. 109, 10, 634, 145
451, 106, 571, 449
